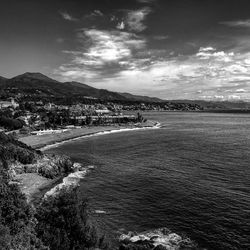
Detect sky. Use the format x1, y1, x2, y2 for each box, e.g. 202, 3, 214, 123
2, 0, 250, 100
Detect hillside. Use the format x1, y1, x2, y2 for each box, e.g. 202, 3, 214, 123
0, 132, 39, 164
0, 133, 108, 249
0, 76, 7, 84
119, 92, 163, 102
0, 72, 163, 102
171, 99, 250, 111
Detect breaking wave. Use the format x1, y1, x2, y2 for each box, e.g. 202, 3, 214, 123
94, 210, 107, 214
43, 165, 95, 199
41, 123, 161, 151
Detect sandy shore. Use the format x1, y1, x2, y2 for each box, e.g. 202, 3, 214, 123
19, 121, 159, 150
16, 121, 159, 204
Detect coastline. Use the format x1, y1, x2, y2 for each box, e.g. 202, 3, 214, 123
16, 120, 160, 204
18, 121, 161, 151
13, 120, 173, 249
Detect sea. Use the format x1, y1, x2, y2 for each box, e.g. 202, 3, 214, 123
44, 112, 250, 250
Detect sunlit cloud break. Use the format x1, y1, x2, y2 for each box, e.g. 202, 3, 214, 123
52, 1, 250, 100
59, 11, 78, 21
220, 19, 250, 27
55, 28, 147, 81
55, 42, 250, 99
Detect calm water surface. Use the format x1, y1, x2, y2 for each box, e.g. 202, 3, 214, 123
45, 112, 250, 250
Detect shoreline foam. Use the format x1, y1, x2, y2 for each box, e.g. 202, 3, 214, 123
43, 165, 94, 199
18, 121, 161, 151
40, 122, 161, 151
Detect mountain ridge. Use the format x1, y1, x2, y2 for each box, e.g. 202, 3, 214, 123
0, 72, 163, 102
11, 72, 58, 82
0, 76, 7, 84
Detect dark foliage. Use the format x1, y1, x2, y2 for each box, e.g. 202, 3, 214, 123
0, 157, 45, 249
37, 155, 74, 179
0, 132, 109, 249
0, 116, 24, 130
0, 132, 40, 164
36, 187, 109, 250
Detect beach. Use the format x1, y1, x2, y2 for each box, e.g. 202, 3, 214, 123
15, 121, 160, 206
18, 121, 160, 150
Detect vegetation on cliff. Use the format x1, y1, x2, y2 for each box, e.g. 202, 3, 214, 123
36, 187, 108, 250
0, 132, 40, 164
0, 158, 45, 249
0, 132, 108, 249
0, 116, 24, 130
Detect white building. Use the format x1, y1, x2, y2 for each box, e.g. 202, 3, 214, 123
0, 98, 19, 109
95, 109, 110, 115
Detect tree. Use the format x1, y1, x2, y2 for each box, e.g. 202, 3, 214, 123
36, 187, 108, 250
0, 158, 45, 250
0, 116, 24, 130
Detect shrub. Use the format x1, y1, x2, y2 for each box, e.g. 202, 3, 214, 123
37, 155, 74, 179
0, 116, 24, 130
36, 187, 109, 250
0, 132, 40, 164
0, 158, 45, 249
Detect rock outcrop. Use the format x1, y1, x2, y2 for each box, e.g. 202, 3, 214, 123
8, 154, 75, 179
119, 228, 197, 250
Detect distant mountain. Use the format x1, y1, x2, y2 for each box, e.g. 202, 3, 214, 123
12, 72, 58, 82
119, 92, 162, 102
63, 81, 129, 100
0, 72, 163, 102
0, 76, 7, 84
170, 99, 250, 110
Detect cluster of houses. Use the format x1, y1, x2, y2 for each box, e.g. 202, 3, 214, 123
0, 98, 142, 132
0, 96, 202, 132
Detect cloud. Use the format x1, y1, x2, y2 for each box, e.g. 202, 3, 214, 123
55, 28, 250, 100
107, 47, 250, 98
84, 10, 104, 19
137, 0, 156, 3
199, 94, 241, 100
59, 11, 78, 21
117, 21, 125, 30
113, 7, 152, 32
110, 15, 118, 22
126, 7, 151, 32
220, 19, 250, 28
82, 30, 130, 62
225, 64, 247, 74
92, 10, 103, 16
228, 95, 241, 100
199, 47, 216, 52
56, 38, 65, 43
80, 29, 145, 62
153, 35, 169, 40
235, 88, 247, 93
196, 48, 234, 62
55, 29, 146, 81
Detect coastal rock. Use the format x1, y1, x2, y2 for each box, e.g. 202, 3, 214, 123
73, 162, 82, 170
43, 171, 83, 198
119, 228, 196, 250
